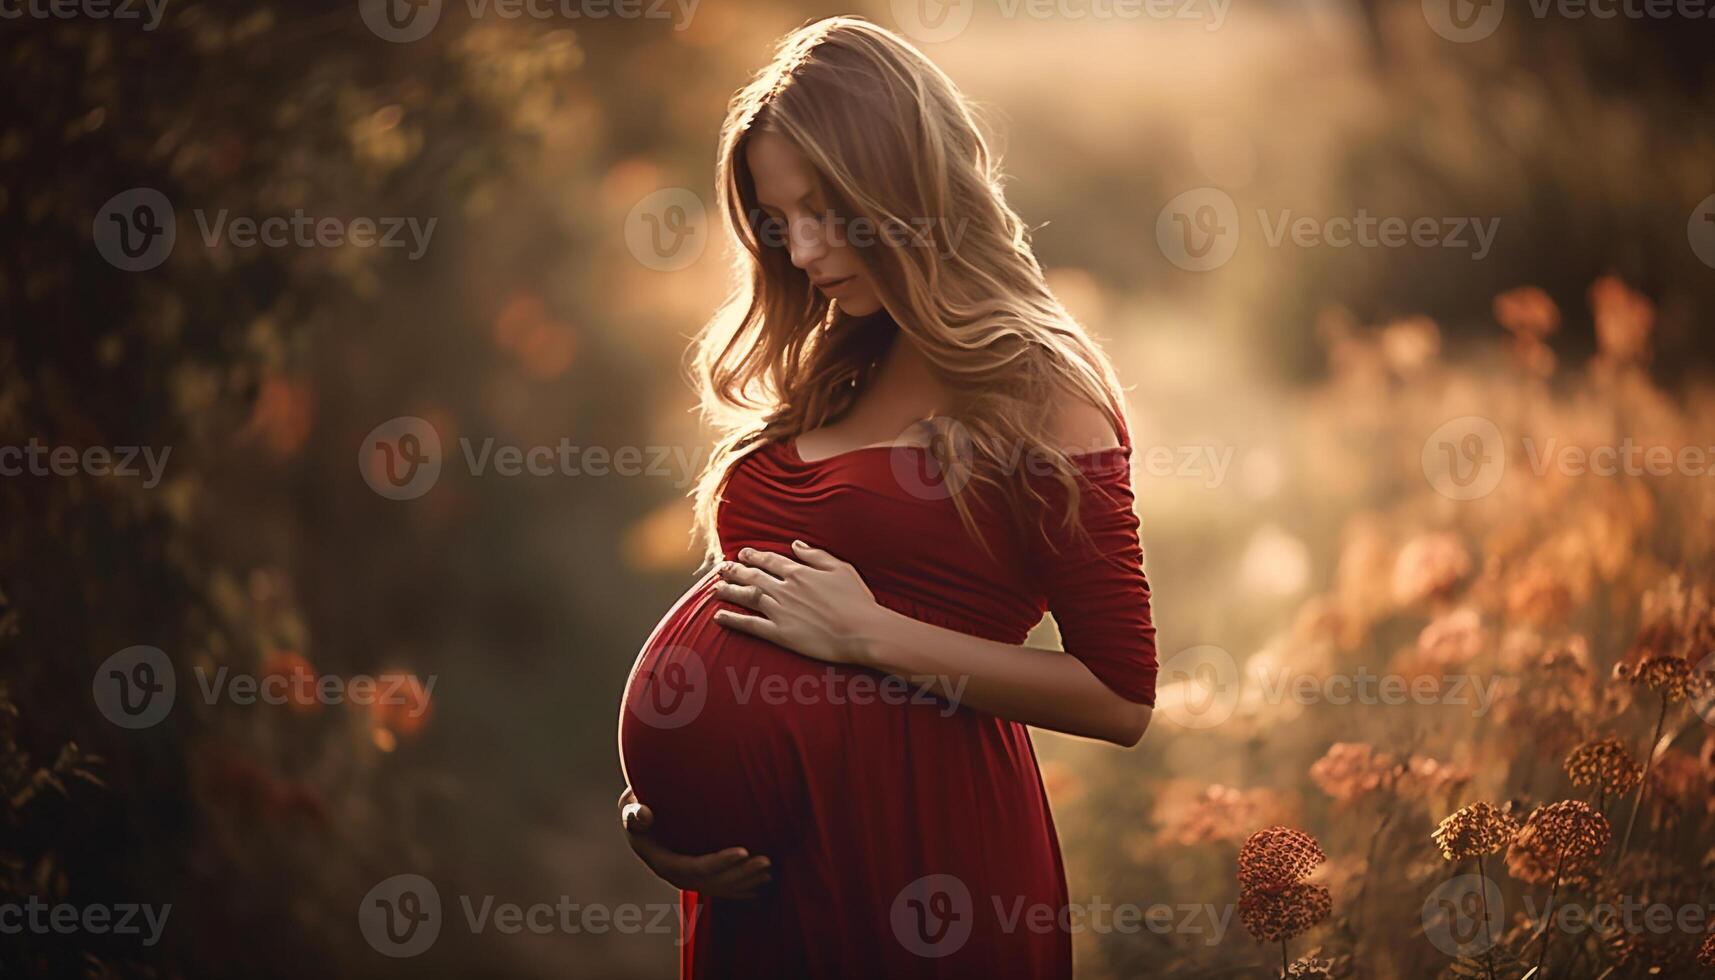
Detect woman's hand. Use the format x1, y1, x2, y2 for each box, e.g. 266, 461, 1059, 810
712, 541, 890, 665
618, 788, 773, 899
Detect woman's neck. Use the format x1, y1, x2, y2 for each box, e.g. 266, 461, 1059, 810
861, 327, 948, 426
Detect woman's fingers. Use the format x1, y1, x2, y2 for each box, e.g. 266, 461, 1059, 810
617, 785, 773, 899
681, 847, 753, 878
714, 608, 784, 643
789, 539, 842, 570
716, 559, 785, 598
712, 581, 768, 611
734, 547, 798, 579
695, 855, 773, 899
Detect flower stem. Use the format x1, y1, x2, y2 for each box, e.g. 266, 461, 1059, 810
1477, 852, 1495, 980
1281, 937, 1290, 977
1619, 694, 1668, 860
1534, 851, 1565, 979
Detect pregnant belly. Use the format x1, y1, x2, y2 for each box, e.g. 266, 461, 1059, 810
619, 573, 853, 857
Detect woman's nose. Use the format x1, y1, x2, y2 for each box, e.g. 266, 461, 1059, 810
787, 215, 827, 269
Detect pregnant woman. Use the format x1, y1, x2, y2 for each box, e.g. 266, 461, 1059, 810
618, 17, 1158, 979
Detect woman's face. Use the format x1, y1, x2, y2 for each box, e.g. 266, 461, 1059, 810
745, 130, 883, 317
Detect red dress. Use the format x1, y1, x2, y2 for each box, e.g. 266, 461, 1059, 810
619, 415, 1158, 979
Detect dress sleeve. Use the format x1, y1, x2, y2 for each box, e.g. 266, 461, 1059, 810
1025, 446, 1159, 706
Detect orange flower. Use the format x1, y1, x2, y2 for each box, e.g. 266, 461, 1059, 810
1588, 276, 1653, 366
1493, 286, 1559, 340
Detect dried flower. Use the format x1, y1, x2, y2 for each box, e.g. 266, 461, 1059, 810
1432, 802, 1518, 861
1400, 756, 1472, 801
1239, 882, 1332, 943
1697, 931, 1715, 968
1415, 608, 1487, 671
1155, 782, 1290, 847
1309, 742, 1399, 804
1238, 826, 1327, 891
1283, 947, 1348, 979
1644, 748, 1704, 816
1563, 737, 1642, 796
1506, 801, 1610, 884
1632, 654, 1695, 703
1392, 533, 1471, 607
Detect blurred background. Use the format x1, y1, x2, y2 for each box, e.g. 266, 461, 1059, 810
3, 0, 1714, 976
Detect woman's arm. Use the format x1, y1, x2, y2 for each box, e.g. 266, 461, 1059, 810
859, 599, 1153, 746
714, 540, 1154, 747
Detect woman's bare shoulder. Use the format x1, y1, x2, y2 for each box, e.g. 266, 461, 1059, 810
1045, 390, 1123, 455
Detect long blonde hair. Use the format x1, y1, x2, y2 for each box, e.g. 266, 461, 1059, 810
687, 16, 1129, 567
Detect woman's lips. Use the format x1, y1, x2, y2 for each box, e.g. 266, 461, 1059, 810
814, 276, 855, 295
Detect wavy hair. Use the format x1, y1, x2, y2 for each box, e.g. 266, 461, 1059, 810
687, 15, 1130, 568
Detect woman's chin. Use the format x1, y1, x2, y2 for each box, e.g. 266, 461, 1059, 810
836, 295, 883, 317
